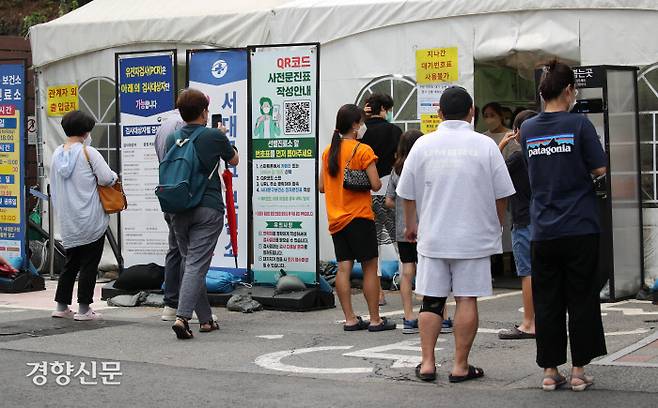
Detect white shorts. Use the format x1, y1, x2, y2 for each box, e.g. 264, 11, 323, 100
416, 254, 493, 298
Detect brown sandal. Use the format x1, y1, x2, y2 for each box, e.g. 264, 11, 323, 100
199, 320, 220, 333
172, 318, 194, 339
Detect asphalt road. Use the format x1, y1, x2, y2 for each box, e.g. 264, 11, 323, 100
1, 289, 657, 408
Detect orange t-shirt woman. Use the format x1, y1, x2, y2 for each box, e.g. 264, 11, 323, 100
318, 104, 396, 333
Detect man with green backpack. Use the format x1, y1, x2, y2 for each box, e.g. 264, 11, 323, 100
156, 88, 238, 339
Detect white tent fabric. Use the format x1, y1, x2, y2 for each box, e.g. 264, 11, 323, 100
269, 0, 658, 46
29, 0, 288, 67
30, 0, 658, 68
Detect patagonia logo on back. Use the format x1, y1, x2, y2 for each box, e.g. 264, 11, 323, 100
527, 134, 574, 158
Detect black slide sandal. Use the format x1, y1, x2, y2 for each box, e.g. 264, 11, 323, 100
172, 318, 194, 340
448, 365, 484, 383
415, 364, 437, 382
344, 316, 369, 331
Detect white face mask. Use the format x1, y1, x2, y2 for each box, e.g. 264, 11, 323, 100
84, 135, 92, 146
356, 124, 367, 139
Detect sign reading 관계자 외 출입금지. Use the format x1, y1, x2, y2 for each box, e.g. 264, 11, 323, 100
46, 84, 78, 117
116, 50, 176, 267
250, 44, 319, 285
0, 62, 26, 263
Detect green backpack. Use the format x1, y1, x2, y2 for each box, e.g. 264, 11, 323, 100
155, 127, 218, 213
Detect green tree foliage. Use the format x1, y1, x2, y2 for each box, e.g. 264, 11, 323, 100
0, 0, 91, 36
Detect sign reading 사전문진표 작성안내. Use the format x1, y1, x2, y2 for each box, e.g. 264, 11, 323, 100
116, 50, 176, 267
250, 44, 319, 285
187, 49, 249, 277
0, 62, 26, 262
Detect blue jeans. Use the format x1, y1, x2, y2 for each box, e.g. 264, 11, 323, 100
512, 225, 532, 277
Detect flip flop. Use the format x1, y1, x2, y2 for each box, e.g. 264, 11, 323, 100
415, 364, 437, 382
368, 317, 397, 332
542, 373, 567, 391
571, 374, 594, 392
498, 325, 535, 340
448, 365, 484, 383
343, 316, 369, 331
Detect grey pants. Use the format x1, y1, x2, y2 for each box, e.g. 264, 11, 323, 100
172, 207, 224, 323
163, 213, 184, 309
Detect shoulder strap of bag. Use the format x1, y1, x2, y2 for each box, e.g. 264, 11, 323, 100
82, 145, 100, 184
183, 126, 221, 181
345, 142, 361, 170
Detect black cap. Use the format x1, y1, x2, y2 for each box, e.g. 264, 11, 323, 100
439, 86, 473, 118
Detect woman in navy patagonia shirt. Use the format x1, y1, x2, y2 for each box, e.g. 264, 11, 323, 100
520, 60, 607, 392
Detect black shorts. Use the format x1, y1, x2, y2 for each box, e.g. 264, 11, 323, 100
397, 241, 418, 263
332, 218, 378, 262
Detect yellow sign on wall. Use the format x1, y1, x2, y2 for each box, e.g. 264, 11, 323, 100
47, 85, 78, 117
420, 114, 442, 134
416, 47, 458, 85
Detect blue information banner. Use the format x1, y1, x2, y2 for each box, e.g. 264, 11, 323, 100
116, 51, 176, 267
188, 49, 249, 278
0, 62, 26, 263
118, 54, 175, 118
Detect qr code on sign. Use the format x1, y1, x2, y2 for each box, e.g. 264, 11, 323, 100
284, 100, 312, 135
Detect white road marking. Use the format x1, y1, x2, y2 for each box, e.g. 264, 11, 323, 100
336, 291, 523, 323
478, 328, 504, 334
257, 335, 284, 339
255, 346, 373, 374
604, 328, 651, 337
601, 300, 658, 316
0, 309, 26, 313
518, 307, 607, 316
343, 339, 443, 368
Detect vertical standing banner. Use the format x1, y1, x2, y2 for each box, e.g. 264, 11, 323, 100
0, 61, 26, 263
249, 44, 320, 285
116, 51, 176, 267
187, 49, 248, 277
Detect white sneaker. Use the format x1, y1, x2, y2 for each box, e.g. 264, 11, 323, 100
161, 306, 177, 321
74, 309, 103, 321
161, 306, 216, 323
51, 309, 75, 319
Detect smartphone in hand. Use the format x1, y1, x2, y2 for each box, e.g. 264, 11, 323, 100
211, 113, 223, 128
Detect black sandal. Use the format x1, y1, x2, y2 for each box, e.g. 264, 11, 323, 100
448, 365, 484, 383
199, 320, 220, 333
172, 318, 194, 340
415, 364, 437, 382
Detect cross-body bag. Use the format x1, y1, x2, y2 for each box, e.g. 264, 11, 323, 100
82, 145, 127, 214
343, 142, 372, 191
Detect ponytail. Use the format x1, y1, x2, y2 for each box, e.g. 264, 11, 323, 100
326, 104, 365, 178
327, 130, 342, 177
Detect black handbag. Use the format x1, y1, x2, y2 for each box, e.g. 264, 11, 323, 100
343, 142, 372, 191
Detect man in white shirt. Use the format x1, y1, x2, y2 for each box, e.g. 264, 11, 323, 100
397, 86, 515, 383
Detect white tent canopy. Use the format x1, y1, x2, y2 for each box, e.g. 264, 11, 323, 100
31, 0, 658, 68
29, 0, 287, 67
